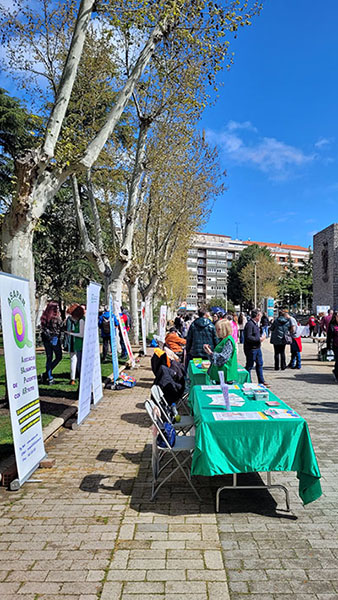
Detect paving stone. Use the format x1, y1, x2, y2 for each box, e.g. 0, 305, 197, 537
3, 349, 338, 600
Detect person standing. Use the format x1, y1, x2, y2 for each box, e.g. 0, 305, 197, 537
270, 309, 294, 371
238, 312, 247, 344
98, 306, 119, 362
327, 311, 338, 383
260, 312, 269, 338
321, 309, 334, 335
308, 315, 316, 337
243, 309, 268, 385
40, 301, 63, 385
186, 307, 219, 363
67, 305, 85, 377
64, 303, 79, 385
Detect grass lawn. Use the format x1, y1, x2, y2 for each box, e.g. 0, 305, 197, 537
0, 350, 124, 460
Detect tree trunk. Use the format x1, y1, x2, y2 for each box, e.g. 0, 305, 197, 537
128, 278, 139, 345
35, 293, 48, 328
145, 293, 155, 335
107, 275, 123, 308
2, 220, 36, 335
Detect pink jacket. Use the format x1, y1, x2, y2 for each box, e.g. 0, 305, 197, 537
231, 320, 238, 343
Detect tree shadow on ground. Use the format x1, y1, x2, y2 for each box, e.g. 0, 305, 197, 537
79, 473, 134, 495
96, 448, 117, 462
134, 381, 154, 390
274, 372, 335, 385
39, 387, 78, 400
303, 401, 338, 413
120, 412, 150, 428
39, 400, 74, 416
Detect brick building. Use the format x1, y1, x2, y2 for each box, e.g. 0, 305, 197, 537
186, 233, 310, 310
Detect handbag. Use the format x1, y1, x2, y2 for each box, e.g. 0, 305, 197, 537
283, 331, 292, 345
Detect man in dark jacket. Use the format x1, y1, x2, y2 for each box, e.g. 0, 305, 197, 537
186, 308, 219, 363
270, 309, 294, 371
243, 308, 268, 385
98, 307, 119, 361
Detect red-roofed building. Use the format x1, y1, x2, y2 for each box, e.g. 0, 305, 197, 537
186, 233, 311, 309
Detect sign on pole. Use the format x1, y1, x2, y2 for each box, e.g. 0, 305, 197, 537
0, 272, 46, 486
77, 282, 101, 424
141, 301, 147, 356
109, 295, 120, 383
114, 302, 135, 367
158, 305, 167, 342
316, 305, 330, 315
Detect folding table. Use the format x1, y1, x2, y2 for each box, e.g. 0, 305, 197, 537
189, 385, 322, 511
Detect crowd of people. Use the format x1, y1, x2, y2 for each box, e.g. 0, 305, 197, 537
38, 300, 338, 388
39, 302, 131, 385
164, 305, 338, 386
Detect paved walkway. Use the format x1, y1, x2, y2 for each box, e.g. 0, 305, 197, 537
0, 340, 337, 600
218, 339, 338, 600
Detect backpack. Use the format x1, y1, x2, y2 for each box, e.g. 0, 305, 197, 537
157, 422, 176, 448
102, 315, 110, 335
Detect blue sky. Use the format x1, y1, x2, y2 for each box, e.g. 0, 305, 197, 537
1, 0, 337, 249
201, 0, 338, 247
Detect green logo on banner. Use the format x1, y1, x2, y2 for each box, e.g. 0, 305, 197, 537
10, 297, 32, 349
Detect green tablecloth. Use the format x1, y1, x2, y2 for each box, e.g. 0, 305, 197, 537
189, 385, 322, 505
188, 358, 251, 386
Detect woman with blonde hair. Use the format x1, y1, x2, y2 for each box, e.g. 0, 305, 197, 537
203, 318, 238, 383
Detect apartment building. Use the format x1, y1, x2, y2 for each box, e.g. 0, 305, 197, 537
186, 233, 310, 310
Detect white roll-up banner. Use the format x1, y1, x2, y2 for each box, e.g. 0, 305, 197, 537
158, 305, 167, 342
0, 272, 46, 485
141, 302, 147, 356
77, 282, 101, 424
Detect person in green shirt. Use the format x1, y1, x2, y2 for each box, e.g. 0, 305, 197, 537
203, 318, 238, 383
67, 305, 85, 379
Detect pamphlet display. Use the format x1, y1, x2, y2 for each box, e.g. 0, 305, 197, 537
141, 301, 147, 356
109, 295, 120, 383
0, 272, 46, 485
114, 301, 135, 367
77, 282, 101, 424
158, 305, 167, 342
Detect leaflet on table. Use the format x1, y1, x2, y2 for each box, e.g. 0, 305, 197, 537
243, 383, 267, 390
264, 408, 300, 419
201, 384, 240, 391
208, 394, 245, 407
213, 411, 268, 421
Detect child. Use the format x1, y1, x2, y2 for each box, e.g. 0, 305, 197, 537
290, 323, 302, 369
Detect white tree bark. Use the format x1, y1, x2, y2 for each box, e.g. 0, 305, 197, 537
43, 0, 95, 158
2, 7, 171, 320
128, 277, 140, 345
145, 292, 155, 335
72, 173, 113, 300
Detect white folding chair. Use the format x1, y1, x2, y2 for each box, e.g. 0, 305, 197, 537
145, 399, 201, 502
176, 390, 190, 415
150, 385, 194, 434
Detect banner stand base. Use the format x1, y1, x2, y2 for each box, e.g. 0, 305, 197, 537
8, 457, 46, 491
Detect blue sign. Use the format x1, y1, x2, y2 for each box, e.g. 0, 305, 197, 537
109, 296, 119, 383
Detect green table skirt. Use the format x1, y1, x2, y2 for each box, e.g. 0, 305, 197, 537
189, 385, 322, 505
188, 358, 251, 386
